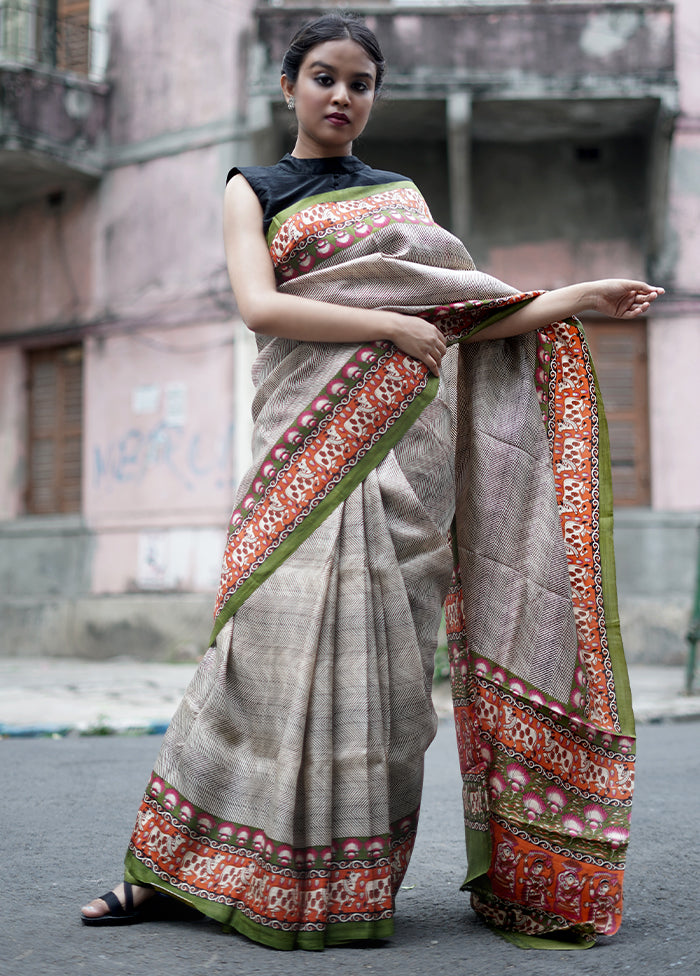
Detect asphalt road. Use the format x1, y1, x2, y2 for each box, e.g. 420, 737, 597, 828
2, 720, 698, 976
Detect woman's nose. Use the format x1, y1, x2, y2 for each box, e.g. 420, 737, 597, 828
332, 85, 350, 106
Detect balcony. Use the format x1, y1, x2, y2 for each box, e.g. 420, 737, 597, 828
254, 2, 678, 142
0, 2, 109, 209
250, 3, 677, 268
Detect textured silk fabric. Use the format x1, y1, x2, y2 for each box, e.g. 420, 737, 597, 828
124, 173, 634, 950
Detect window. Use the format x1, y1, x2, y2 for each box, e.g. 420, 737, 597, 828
25, 343, 83, 514
0, 0, 37, 61
57, 0, 90, 74
584, 320, 650, 507
0, 1, 90, 73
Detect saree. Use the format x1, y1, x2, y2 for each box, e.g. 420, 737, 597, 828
124, 179, 635, 950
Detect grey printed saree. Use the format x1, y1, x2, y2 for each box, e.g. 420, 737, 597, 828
124, 174, 635, 951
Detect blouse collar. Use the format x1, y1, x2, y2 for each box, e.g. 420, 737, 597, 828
282, 153, 364, 174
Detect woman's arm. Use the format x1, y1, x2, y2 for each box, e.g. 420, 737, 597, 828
224, 175, 448, 376
224, 175, 664, 371
464, 280, 664, 343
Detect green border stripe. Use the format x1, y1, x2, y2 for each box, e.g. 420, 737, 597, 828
450, 296, 539, 341
585, 337, 635, 737
462, 827, 492, 885
209, 373, 439, 645
125, 850, 393, 950
267, 180, 416, 245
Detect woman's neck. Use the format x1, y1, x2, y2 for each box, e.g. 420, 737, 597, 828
290, 135, 353, 159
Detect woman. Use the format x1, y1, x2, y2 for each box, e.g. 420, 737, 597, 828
82, 14, 661, 950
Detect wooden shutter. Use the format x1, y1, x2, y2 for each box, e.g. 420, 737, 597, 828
584, 320, 650, 507
57, 0, 90, 74
26, 344, 83, 514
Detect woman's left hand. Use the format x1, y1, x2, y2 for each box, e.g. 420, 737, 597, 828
588, 279, 665, 319
470, 278, 665, 343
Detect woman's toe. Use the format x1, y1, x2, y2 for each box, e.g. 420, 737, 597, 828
80, 882, 153, 919
80, 896, 112, 918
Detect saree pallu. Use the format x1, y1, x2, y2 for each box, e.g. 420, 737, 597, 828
124, 181, 635, 950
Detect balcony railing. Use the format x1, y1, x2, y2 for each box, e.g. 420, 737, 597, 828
0, 1, 102, 77
0, 3, 109, 205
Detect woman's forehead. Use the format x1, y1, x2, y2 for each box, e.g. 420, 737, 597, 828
300, 38, 377, 77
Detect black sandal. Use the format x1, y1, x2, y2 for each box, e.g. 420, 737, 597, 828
81, 881, 149, 926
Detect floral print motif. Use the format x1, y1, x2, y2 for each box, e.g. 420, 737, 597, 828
446, 322, 634, 940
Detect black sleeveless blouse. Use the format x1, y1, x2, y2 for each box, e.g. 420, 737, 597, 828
227, 154, 409, 235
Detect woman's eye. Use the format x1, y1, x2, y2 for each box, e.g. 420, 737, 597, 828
352, 82, 369, 93
314, 74, 333, 86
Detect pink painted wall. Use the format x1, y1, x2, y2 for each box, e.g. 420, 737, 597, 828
487, 239, 645, 294
93, 146, 230, 320
648, 316, 700, 509
0, 186, 96, 330
674, 0, 700, 119
83, 321, 237, 593
648, 0, 700, 511
106, 0, 247, 145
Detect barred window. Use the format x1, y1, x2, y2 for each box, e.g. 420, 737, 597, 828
25, 344, 83, 514
585, 320, 650, 507
57, 0, 90, 74
0, 1, 91, 73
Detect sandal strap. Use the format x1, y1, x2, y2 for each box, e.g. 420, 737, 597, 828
122, 881, 134, 914
99, 889, 127, 917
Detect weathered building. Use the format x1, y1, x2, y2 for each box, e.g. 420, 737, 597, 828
0, 0, 698, 663
0, 0, 259, 658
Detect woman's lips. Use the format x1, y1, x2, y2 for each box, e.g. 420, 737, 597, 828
326, 113, 350, 126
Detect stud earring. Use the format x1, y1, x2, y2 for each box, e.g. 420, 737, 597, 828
287, 97, 295, 111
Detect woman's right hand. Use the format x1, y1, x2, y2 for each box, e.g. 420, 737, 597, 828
379, 311, 447, 377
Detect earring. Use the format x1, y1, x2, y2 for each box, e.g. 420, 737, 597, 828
287, 96, 295, 111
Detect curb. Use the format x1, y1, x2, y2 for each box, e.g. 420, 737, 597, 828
3, 710, 700, 739
0, 721, 171, 739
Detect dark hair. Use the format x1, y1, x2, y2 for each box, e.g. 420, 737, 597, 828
281, 14, 386, 94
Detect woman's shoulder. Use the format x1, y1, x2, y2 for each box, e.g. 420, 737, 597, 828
226, 157, 293, 190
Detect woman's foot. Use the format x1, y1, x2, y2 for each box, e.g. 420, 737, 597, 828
81, 881, 155, 925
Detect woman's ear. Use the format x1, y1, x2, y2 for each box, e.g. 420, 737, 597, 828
280, 75, 294, 105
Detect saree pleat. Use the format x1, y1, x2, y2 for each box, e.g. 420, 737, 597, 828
125, 385, 456, 949
124, 180, 634, 949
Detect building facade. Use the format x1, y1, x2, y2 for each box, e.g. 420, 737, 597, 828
0, 0, 698, 662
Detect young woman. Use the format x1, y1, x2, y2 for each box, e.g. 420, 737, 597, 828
82, 14, 661, 950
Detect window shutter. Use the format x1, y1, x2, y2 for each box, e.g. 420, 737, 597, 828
584, 321, 650, 507
26, 345, 83, 514
57, 0, 90, 74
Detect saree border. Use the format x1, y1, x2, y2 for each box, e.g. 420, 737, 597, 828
266, 180, 417, 246
586, 340, 634, 736
124, 772, 419, 950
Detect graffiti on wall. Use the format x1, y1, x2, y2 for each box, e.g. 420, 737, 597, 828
93, 419, 237, 493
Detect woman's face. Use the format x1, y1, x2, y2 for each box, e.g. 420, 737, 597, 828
281, 38, 377, 157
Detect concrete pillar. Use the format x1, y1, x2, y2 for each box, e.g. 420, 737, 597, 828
446, 91, 472, 243
647, 95, 678, 281
89, 0, 111, 81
